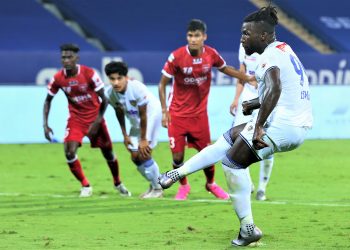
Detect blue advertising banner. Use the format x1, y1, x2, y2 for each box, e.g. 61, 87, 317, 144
0, 85, 350, 144
1, 51, 350, 86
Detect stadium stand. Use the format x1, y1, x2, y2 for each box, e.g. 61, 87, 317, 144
274, 0, 350, 52
0, 0, 98, 51
49, 0, 316, 52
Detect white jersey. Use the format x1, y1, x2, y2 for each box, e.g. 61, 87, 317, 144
254, 41, 313, 127
238, 43, 259, 102
233, 44, 260, 126
105, 79, 161, 129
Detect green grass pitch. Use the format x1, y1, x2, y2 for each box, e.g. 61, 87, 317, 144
0, 140, 349, 249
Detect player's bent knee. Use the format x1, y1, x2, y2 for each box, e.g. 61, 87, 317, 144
222, 154, 247, 169
65, 150, 76, 161
225, 137, 260, 167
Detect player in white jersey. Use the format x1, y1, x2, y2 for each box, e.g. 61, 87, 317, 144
159, 6, 312, 246
230, 43, 274, 201
104, 61, 163, 199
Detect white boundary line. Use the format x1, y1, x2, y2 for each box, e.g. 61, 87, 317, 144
0, 192, 349, 207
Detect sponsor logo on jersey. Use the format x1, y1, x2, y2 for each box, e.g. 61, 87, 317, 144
193, 58, 202, 64
130, 100, 137, 107
183, 67, 193, 75
72, 94, 92, 103
184, 76, 208, 85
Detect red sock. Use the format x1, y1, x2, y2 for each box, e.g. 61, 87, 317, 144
173, 163, 188, 185
107, 159, 121, 186
68, 158, 89, 187
203, 165, 215, 184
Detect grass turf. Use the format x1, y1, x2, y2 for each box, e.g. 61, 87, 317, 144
0, 140, 349, 249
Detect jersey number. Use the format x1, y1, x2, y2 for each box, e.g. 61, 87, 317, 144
289, 54, 306, 86
169, 137, 175, 149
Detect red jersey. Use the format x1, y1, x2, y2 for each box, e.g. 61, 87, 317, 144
48, 64, 104, 124
162, 45, 226, 117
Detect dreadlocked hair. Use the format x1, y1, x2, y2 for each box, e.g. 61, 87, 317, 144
244, 6, 278, 27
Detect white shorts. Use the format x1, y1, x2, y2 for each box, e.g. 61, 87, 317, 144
128, 111, 162, 151
240, 119, 310, 160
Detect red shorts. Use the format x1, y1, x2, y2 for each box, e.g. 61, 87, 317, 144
64, 118, 112, 149
167, 113, 211, 153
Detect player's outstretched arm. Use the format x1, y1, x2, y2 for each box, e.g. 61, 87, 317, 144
230, 63, 246, 116
253, 67, 281, 149
158, 75, 171, 128
43, 94, 54, 142
219, 65, 254, 83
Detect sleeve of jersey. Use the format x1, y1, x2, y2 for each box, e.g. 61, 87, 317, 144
238, 44, 245, 64
104, 86, 115, 108
91, 71, 104, 91
161, 53, 175, 78
135, 83, 149, 107
255, 51, 279, 82
212, 49, 226, 69
47, 77, 59, 96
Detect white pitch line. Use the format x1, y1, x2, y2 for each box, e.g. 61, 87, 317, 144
1, 192, 350, 207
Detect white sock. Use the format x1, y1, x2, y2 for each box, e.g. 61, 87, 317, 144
177, 136, 231, 177
258, 156, 274, 192
222, 164, 254, 236
246, 167, 255, 192
141, 158, 161, 189
142, 158, 162, 189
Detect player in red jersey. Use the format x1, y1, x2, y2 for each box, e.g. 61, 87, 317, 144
43, 43, 130, 198
159, 19, 254, 200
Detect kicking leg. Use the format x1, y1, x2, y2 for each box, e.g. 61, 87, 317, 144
159, 124, 246, 189
159, 135, 231, 189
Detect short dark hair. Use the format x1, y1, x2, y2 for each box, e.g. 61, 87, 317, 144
60, 43, 80, 53
187, 19, 207, 33
104, 61, 128, 76
244, 6, 278, 32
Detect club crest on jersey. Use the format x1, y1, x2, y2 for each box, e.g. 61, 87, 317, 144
202, 64, 210, 73
68, 80, 78, 86
63, 86, 71, 93
79, 84, 88, 92
130, 100, 137, 107
193, 58, 202, 64
183, 67, 193, 75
